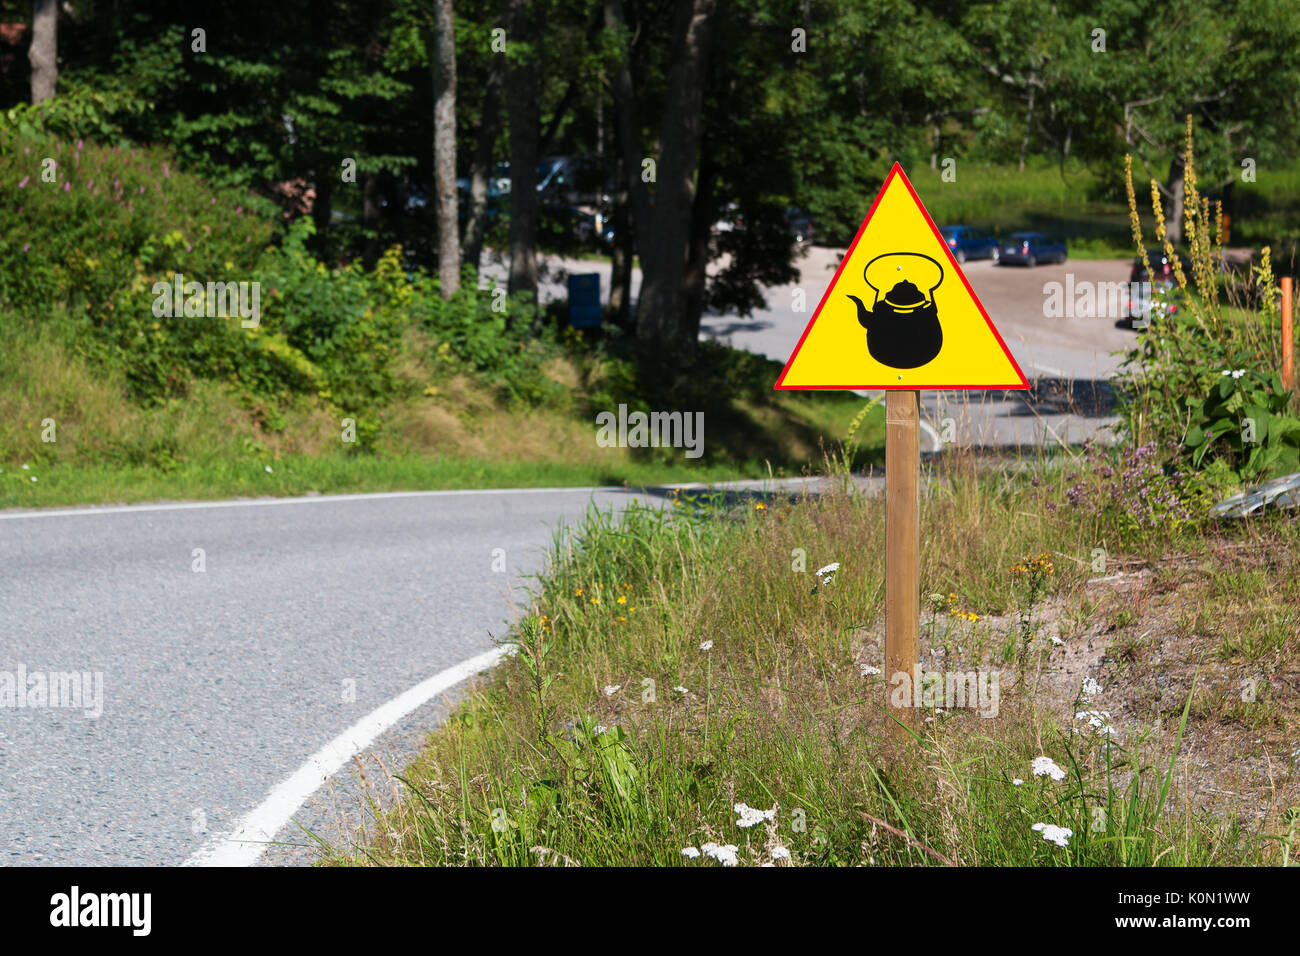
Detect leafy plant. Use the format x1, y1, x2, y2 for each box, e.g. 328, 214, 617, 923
1185, 367, 1300, 479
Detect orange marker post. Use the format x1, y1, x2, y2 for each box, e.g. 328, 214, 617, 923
1282, 277, 1293, 391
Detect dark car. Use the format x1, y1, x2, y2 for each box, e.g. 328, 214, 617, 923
997, 232, 1067, 266
535, 155, 609, 209
1123, 250, 1191, 326
784, 206, 816, 244
939, 225, 999, 263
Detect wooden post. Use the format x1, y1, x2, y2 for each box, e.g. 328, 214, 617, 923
1282, 277, 1293, 391
885, 390, 920, 737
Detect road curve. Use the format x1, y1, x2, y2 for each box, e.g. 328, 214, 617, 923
0, 486, 666, 865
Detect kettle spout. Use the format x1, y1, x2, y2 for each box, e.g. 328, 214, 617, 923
846, 294, 873, 331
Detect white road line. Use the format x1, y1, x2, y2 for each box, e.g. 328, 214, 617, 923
0, 485, 626, 521
917, 419, 942, 453
183, 645, 511, 867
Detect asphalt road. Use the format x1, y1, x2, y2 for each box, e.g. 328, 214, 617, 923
0, 487, 647, 865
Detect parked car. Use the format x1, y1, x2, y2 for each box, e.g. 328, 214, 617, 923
784, 206, 816, 244
997, 232, 1067, 266
939, 225, 999, 263
1123, 250, 1191, 326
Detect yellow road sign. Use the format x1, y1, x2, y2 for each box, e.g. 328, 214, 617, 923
775, 163, 1029, 391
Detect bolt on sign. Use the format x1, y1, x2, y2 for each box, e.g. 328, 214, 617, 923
774, 162, 1028, 736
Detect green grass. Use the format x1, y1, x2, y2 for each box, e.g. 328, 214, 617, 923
327, 457, 1299, 867
0, 308, 886, 510
0, 452, 807, 510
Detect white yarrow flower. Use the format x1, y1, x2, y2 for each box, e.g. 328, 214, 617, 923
1031, 756, 1066, 781
699, 640, 713, 651
701, 842, 739, 866
603, 684, 621, 697
673, 685, 690, 694
265, 465, 273, 473
1081, 676, 1102, 696
1012, 778, 1024, 786
771, 846, 791, 861
860, 664, 882, 677
734, 802, 777, 828
681, 846, 700, 859
1032, 822, 1073, 847
815, 562, 840, 578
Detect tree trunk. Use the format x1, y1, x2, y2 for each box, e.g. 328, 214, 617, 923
361, 174, 383, 269
505, 0, 540, 318
634, 0, 717, 343
463, 61, 502, 276
432, 0, 460, 298
1018, 77, 1035, 173
1164, 152, 1185, 246
606, 0, 653, 311
679, 152, 717, 347
608, 139, 633, 327
28, 0, 57, 105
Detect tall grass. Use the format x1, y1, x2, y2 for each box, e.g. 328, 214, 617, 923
332, 467, 1283, 867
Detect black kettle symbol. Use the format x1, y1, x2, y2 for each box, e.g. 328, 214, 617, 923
846, 252, 944, 369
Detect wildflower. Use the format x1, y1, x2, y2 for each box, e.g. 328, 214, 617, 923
30, 476, 37, 483
1220, 369, 1246, 379
265, 466, 273, 473
17, 176, 28, 188
1031, 756, 1066, 781
590, 597, 600, 605
1031, 823, 1073, 847
21, 464, 29, 470
575, 588, 584, 596
1012, 778, 1024, 786
1075, 709, 1116, 737
63, 181, 70, 192
1081, 677, 1103, 697
699, 640, 713, 651
603, 685, 621, 697
681, 847, 700, 859
734, 803, 777, 828
673, 686, 690, 694
815, 562, 840, 578
593, 723, 609, 734
860, 665, 882, 677
616, 596, 627, 605
701, 842, 739, 866
1050, 635, 1065, 646
755, 502, 767, 511
22, 244, 30, 253
771, 846, 791, 861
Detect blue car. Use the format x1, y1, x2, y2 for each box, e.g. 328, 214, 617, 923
939, 225, 1000, 264
998, 232, 1067, 266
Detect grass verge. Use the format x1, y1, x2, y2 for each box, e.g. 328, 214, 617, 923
325, 455, 1299, 867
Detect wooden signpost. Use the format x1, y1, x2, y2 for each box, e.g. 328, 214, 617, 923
775, 163, 1028, 736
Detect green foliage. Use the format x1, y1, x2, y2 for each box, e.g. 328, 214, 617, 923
1185, 368, 1300, 479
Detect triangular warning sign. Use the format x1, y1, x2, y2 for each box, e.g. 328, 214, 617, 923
775, 163, 1028, 391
